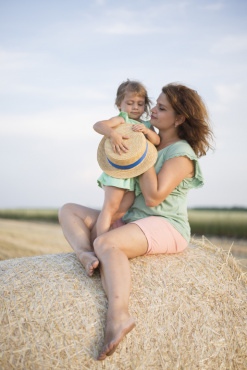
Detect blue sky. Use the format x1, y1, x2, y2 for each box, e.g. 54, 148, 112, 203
0, 0, 247, 209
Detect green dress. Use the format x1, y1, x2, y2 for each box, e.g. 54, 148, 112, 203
97, 111, 152, 191
123, 140, 204, 242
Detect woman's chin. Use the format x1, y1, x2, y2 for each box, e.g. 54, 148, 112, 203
150, 119, 157, 127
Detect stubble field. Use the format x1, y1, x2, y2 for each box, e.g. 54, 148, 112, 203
0, 218, 72, 261
0, 217, 246, 271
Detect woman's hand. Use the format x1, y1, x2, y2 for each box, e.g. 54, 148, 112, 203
110, 130, 129, 155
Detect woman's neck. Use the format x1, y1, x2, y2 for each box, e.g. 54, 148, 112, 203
157, 131, 181, 151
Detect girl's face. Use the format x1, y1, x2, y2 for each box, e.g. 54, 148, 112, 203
118, 92, 145, 120
150, 93, 178, 130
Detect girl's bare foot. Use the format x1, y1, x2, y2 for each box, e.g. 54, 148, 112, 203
78, 251, 99, 276
97, 315, 135, 361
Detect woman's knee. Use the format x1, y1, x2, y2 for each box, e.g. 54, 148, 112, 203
58, 203, 74, 224
93, 233, 114, 258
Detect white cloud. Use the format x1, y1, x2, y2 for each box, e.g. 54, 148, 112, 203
95, 22, 163, 35
215, 83, 242, 103
0, 109, 107, 139
210, 83, 242, 113
0, 49, 48, 70
210, 35, 247, 54
201, 2, 224, 11
92, 3, 184, 36
0, 82, 112, 101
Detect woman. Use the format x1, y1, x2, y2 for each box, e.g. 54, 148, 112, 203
59, 83, 214, 361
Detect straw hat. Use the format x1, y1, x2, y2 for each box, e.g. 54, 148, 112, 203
97, 123, 158, 179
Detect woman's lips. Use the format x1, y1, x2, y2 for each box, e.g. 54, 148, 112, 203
151, 115, 157, 119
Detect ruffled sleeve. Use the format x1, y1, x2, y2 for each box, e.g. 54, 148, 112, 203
118, 111, 129, 122
118, 112, 151, 128
165, 141, 204, 189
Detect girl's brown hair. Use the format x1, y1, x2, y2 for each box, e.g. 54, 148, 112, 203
115, 79, 152, 118
162, 83, 214, 157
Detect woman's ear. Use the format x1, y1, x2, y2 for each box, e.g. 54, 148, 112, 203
175, 115, 185, 127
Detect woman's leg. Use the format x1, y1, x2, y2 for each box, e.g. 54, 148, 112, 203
96, 186, 125, 236
58, 203, 100, 276
93, 223, 148, 360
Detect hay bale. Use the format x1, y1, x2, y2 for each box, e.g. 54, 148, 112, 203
0, 240, 247, 369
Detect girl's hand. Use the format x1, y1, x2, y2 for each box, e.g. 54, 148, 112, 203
132, 123, 148, 135
110, 130, 129, 155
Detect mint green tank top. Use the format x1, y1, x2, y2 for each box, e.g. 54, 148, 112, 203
123, 140, 204, 242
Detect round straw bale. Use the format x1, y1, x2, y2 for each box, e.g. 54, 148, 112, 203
0, 240, 247, 369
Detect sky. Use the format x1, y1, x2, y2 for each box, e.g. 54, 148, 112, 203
0, 0, 247, 210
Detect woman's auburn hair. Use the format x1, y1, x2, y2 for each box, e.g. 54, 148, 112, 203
115, 79, 152, 118
162, 83, 214, 157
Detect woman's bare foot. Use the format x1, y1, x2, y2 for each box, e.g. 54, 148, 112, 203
78, 251, 99, 276
97, 315, 135, 361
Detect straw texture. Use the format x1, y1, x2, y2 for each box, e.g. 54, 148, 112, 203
97, 123, 157, 179
1, 240, 247, 369
104, 124, 147, 166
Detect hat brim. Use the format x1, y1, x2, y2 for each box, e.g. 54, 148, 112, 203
97, 134, 158, 179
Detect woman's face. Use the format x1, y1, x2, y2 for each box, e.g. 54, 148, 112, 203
150, 93, 177, 129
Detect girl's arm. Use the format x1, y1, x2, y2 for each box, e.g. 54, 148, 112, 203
139, 156, 194, 207
132, 124, 160, 146
93, 116, 129, 154
93, 116, 124, 136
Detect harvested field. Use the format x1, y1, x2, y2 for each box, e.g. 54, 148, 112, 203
0, 219, 72, 260
0, 219, 246, 271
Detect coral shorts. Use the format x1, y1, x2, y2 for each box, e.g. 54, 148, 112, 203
112, 216, 188, 255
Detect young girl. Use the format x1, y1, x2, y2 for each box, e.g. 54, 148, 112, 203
93, 80, 160, 237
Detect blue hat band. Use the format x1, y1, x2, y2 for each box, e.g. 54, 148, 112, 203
106, 141, 148, 170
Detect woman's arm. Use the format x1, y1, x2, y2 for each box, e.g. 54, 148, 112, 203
93, 116, 129, 154
132, 124, 160, 146
139, 156, 194, 207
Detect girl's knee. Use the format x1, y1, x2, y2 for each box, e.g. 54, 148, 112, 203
102, 201, 120, 216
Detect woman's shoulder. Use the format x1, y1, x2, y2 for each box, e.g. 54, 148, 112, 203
141, 119, 152, 129
155, 141, 204, 189
164, 140, 197, 160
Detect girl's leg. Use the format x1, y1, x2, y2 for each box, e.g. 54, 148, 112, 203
58, 203, 100, 276
112, 190, 135, 222
93, 223, 148, 360
102, 190, 135, 226
96, 186, 125, 237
